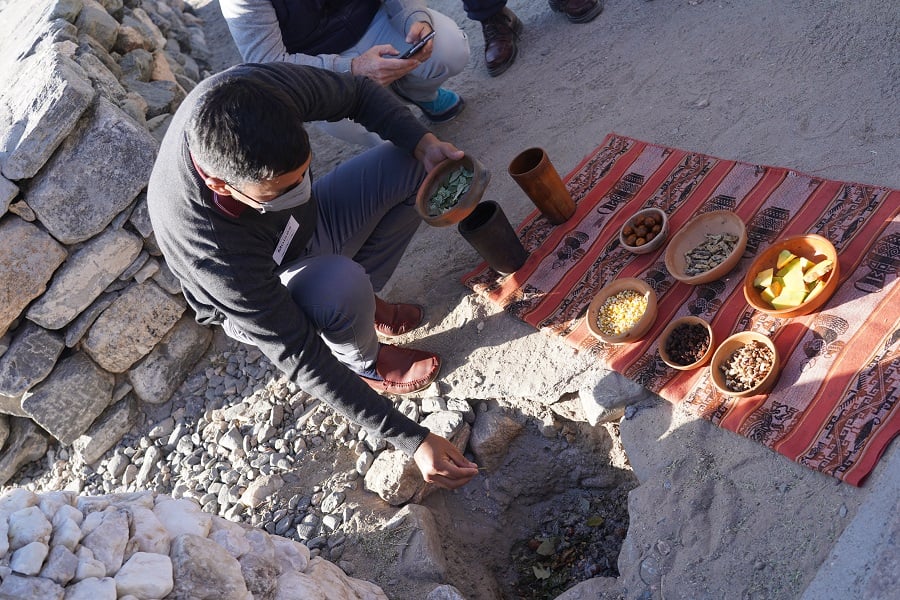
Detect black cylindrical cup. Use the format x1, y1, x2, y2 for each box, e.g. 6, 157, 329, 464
457, 201, 528, 275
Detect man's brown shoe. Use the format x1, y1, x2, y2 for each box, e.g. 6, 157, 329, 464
482, 7, 522, 77
360, 345, 441, 395
374, 298, 424, 337
548, 0, 603, 24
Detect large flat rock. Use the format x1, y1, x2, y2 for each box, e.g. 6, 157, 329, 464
0, 47, 95, 181
21, 352, 114, 445
82, 280, 185, 373
0, 218, 67, 338
26, 226, 142, 329
24, 96, 157, 244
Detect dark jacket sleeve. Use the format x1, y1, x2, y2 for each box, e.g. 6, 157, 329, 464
148, 63, 432, 455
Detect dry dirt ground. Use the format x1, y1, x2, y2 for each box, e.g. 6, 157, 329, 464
188, 0, 898, 598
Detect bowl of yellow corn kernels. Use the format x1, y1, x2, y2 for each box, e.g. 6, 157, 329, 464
586, 277, 658, 344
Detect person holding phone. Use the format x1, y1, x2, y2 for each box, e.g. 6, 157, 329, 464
220, 0, 470, 130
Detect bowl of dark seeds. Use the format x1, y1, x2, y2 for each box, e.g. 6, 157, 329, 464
415, 155, 491, 227
710, 331, 780, 397
664, 210, 748, 285
658, 316, 714, 370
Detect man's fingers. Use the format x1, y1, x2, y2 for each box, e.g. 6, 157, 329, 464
428, 470, 477, 490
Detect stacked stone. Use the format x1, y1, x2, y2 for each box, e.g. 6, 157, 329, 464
0, 486, 388, 599
7, 342, 516, 578
0, 1, 214, 483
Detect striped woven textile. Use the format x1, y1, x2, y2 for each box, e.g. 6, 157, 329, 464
462, 133, 900, 486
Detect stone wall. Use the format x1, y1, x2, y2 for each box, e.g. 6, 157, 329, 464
0, 487, 388, 598
0, 0, 214, 484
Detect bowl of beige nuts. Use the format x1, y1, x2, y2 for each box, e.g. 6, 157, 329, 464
710, 331, 780, 397
664, 210, 748, 285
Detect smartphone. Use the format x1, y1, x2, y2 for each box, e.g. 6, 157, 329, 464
397, 31, 435, 59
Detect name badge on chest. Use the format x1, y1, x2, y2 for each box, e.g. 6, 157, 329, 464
273, 216, 299, 265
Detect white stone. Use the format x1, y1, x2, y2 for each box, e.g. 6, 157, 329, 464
39, 544, 78, 585
363, 449, 421, 506
0, 572, 64, 599
0, 517, 8, 556
8, 505, 52, 550
0, 487, 39, 513
169, 534, 250, 600
579, 372, 649, 425
65, 576, 117, 600
10, 540, 49, 575
80, 508, 129, 576
80, 510, 104, 537
239, 473, 283, 509
306, 557, 389, 600
209, 518, 251, 559
153, 496, 211, 538
38, 491, 76, 522
51, 517, 82, 552
52, 503, 83, 527
74, 547, 107, 582
272, 536, 310, 573
273, 570, 327, 600
114, 552, 174, 598
426, 584, 468, 600
128, 505, 171, 555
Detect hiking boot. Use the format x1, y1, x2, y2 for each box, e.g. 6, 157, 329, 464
397, 87, 466, 123
375, 297, 424, 338
359, 344, 441, 395
548, 0, 604, 24
481, 7, 522, 77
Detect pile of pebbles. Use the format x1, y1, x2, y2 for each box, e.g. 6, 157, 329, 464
6, 341, 404, 573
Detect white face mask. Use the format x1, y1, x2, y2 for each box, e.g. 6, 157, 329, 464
251, 171, 312, 214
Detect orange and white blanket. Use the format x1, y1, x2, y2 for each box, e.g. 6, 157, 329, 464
463, 133, 900, 486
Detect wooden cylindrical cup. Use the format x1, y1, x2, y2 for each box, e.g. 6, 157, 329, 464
508, 147, 575, 225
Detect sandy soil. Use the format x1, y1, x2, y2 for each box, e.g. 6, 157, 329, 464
188, 0, 899, 597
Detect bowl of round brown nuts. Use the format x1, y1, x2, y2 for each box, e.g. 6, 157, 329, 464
664, 210, 748, 285
586, 277, 658, 344
658, 316, 715, 370
710, 331, 780, 397
619, 207, 668, 255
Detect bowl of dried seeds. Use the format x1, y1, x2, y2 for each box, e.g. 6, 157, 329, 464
619, 207, 668, 255
416, 155, 491, 227
664, 210, 748, 285
658, 316, 715, 370
586, 277, 658, 344
710, 331, 780, 397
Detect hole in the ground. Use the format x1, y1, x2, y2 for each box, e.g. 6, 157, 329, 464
418, 413, 638, 599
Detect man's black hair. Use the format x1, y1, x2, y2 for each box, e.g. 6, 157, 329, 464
186, 73, 311, 184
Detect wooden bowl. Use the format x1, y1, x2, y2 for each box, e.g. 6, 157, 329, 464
710, 331, 780, 397
415, 156, 490, 227
658, 316, 715, 370
619, 207, 668, 255
586, 277, 658, 344
664, 210, 748, 285
742, 234, 839, 318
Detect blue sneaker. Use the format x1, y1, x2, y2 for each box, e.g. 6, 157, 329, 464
398, 88, 466, 123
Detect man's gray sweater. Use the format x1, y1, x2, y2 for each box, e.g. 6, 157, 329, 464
147, 63, 430, 455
